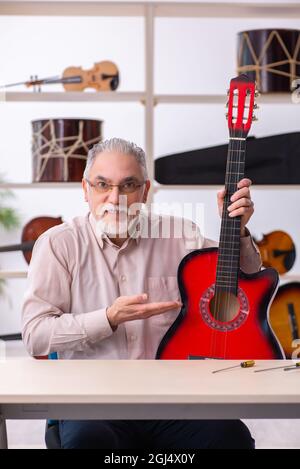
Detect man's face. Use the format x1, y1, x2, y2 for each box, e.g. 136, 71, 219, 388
82, 151, 150, 237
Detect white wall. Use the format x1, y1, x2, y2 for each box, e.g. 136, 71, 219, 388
0, 10, 300, 341
0, 10, 300, 449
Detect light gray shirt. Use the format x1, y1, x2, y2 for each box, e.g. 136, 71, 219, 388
22, 211, 262, 359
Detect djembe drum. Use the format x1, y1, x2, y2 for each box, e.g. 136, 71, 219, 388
237, 29, 300, 93
32, 118, 102, 182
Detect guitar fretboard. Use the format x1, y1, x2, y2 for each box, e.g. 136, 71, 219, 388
215, 137, 247, 294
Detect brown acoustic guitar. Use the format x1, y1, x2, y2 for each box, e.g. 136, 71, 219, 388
0, 216, 63, 264
1, 60, 119, 92
0, 216, 63, 342
269, 282, 300, 358
253, 230, 296, 275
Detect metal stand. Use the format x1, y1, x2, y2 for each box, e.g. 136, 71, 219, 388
0, 333, 22, 341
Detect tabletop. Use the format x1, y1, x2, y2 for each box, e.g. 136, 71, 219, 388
0, 359, 299, 405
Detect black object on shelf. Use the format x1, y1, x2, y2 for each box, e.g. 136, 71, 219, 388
155, 132, 300, 185
0, 333, 22, 341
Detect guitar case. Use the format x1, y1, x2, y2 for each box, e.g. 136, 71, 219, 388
155, 132, 300, 184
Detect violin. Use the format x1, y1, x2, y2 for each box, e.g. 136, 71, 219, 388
269, 282, 300, 358
253, 230, 296, 275
0, 216, 63, 264
1, 61, 119, 92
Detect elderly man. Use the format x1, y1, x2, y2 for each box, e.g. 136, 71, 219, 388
22, 138, 260, 449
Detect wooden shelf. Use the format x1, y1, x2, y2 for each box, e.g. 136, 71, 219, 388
1, 92, 296, 105
0, 182, 81, 189
0, 1, 145, 17
280, 274, 300, 282
0, 1, 299, 18
3, 91, 146, 103
153, 184, 300, 192
0, 183, 299, 190
156, 2, 300, 18
0, 271, 27, 279
156, 93, 297, 105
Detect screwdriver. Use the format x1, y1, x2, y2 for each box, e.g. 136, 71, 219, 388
212, 360, 255, 374
284, 362, 300, 371
254, 362, 300, 373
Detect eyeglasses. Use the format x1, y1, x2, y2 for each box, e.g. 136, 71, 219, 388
86, 179, 146, 194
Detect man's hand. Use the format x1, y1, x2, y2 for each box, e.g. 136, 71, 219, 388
217, 178, 254, 237
106, 294, 182, 329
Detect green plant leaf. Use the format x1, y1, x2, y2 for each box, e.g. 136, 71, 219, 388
0, 207, 20, 230
0, 278, 5, 296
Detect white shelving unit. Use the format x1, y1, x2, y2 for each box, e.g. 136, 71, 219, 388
1, 0, 300, 186
0, 0, 300, 281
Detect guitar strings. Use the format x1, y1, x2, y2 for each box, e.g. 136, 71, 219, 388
224, 94, 238, 357
211, 88, 236, 358
227, 116, 243, 356
210, 85, 237, 359
210, 83, 250, 360
224, 105, 244, 359
223, 86, 249, 359
219, 86, 246, 359
223, 113, 240, 358
226, 118, 243, 358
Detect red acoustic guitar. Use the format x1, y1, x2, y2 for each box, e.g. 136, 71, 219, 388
156, 74, 284, 360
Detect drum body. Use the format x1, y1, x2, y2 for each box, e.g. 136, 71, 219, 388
237, 29, 300, 93
32, 118, 102, 182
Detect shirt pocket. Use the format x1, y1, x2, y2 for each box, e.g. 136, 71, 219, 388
145, 276, 181, 327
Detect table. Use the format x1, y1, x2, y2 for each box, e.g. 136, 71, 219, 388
0, 359, 300, 449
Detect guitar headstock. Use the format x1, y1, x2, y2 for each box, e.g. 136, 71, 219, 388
226, 74, 259, 138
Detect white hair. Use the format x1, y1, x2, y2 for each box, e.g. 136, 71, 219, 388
83, 138, 148, 180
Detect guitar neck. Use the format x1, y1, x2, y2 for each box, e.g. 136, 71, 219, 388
0, 240, 34, 253
215, 137, 246, 294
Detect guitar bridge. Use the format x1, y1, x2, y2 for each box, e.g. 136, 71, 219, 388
188, 355, 224, 360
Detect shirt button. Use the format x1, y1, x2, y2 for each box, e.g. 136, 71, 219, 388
120, 275, 126, 282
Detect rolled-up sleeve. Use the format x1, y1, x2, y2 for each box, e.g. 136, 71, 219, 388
188, 223, 262, 274
202, 227, 262, 273
22, 233, 113, 357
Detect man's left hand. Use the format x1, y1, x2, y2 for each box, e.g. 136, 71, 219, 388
217, 178, 254, 237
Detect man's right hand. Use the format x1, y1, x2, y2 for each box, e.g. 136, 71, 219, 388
106, 293, 182, 330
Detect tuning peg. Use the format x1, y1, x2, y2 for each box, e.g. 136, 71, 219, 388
252, 115, 258, 121
227, 89, 230, 96
244, 103, 259, 109
254, 90, 260, 97
225, 112, 228, 119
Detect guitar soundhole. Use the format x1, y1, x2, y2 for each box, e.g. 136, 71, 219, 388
199, 284, 249, 331
210, 291, 240, 322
